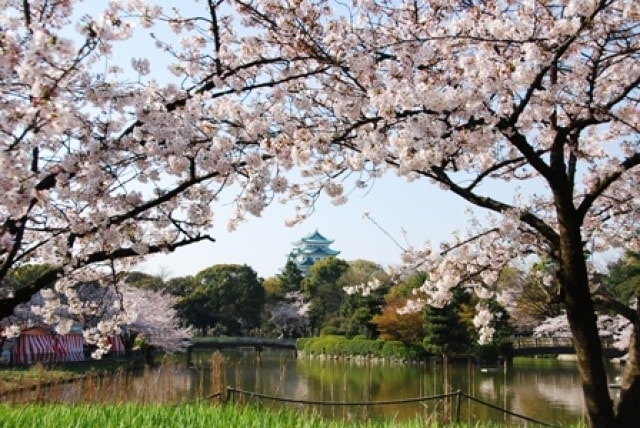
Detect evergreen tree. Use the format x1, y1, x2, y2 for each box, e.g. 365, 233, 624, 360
278, 260, 304, 293
423, 288, 472, 356
605, 251, 640, 304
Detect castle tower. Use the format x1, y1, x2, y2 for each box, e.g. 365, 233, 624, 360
287, 230, 340, 275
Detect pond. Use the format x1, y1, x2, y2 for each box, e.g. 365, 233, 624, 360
3, 349, 623, 426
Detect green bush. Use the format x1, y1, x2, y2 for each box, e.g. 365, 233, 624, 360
296, 336, 425, 359
380, 341, 425, 360
295, 337, 311, 351
340, 337, 383, 356
298, 335, 349, 355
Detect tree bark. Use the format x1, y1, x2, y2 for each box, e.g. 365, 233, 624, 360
557, 223, 615, 427
615, 323, 640, 426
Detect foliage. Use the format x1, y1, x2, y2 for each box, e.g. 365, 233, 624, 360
472, 298, 514, 358
379, 341, 426, 360
423, 289, 473, 356
338, 335, 382, 356
164, 276, 196, 298
262, 276, 285, 303
296, 335, 427, 360
297, 334, 349, 356
125, 272, 165, 292
339, 260, 390, 338
177, 264, 265, 336
605, 251, 640, 304
278, 260, 305, 294
501, 263, 564, 335
371, 299, 425, 345
302, 257, 350, 334
0, 264, 54, 299
319, 325, 345, 336
174, 286, 217, 337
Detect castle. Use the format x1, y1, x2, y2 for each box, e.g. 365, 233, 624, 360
287, 230, 340, 275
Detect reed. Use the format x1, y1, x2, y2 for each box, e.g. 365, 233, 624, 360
210, 351, 224, 403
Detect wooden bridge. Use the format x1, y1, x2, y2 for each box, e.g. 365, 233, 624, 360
191, 337, 296, 352
510, 336, 625, 358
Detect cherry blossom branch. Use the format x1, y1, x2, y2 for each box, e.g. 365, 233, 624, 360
0, 234, 214, 318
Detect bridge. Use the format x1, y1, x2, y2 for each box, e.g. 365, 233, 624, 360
191, 337, 296, 352
510, 336, 625, 358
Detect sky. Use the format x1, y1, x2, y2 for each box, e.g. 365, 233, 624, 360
139, 174, 472, 279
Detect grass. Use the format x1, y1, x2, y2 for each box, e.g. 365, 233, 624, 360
0, 358, 141, 395
0, 403, 581, 428
0, 363, 83, 392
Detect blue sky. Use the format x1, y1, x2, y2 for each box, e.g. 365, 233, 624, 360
140, 175, 471, 279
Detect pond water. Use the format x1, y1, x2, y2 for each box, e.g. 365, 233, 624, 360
4, 349, 624, 426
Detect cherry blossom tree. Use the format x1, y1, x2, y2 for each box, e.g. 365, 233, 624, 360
1, 1, 638, 426
534, 312, 632, 353
1, 0, 318, 345
2, 281, 191, 356
265, 291, 310, 338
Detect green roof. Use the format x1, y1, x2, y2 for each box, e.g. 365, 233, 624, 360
299, 247, 340, 256
294, 229, 334, 245
288, 229, 340, 274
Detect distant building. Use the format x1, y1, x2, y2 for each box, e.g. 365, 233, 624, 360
287, 230, 340, 275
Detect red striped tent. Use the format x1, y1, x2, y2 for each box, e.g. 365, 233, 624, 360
107, 335, 126, 356
11, 327, 85, 364
53, 333, 85, 362
6, 327, 128, 364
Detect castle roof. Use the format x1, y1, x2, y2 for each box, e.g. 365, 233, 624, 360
288, 229, 340, 274
293, 229, 334, 246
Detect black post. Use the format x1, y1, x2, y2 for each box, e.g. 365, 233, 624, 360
455, 390, 462, 423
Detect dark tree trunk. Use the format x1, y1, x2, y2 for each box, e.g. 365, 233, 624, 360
615, 324, 640, 426
557, 218, 615, 427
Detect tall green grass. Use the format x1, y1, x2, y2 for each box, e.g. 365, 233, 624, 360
0, 403, 584, 428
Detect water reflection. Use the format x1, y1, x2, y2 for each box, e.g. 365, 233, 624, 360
3, 349, 622, 426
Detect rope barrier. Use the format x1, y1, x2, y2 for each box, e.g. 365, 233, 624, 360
459, 391, 555, 427
224, 387, 557, 426
226, 386, 460, 406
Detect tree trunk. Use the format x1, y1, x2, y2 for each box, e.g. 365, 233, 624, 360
557, 223, 615, 427
615, 324, 640, 426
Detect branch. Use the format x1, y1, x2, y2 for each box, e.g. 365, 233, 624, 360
577, 152, 640, 219
0, 235, 215, 318
593, 290, 639, 324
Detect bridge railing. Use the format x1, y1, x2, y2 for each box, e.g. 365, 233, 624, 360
510, 336, 615, 350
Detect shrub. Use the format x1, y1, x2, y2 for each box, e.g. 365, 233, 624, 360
381, 341, 425, 360
340, 337, 383, 356
299, 335, 348, 355
296, 336, 423, 359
